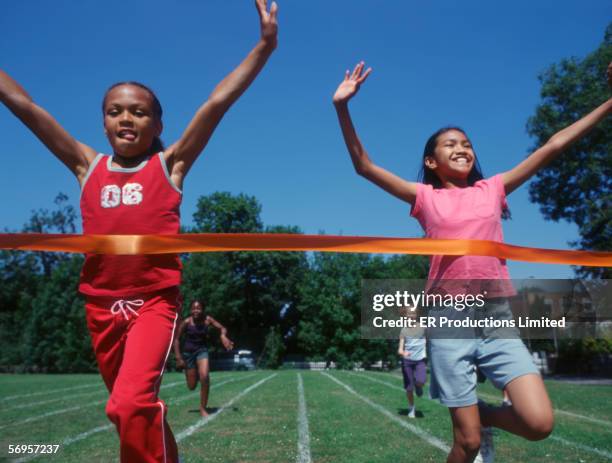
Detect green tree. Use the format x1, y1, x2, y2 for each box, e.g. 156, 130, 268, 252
22, 192, 78, 277
22, 255, 94, 372
192, 191, 263, 233
258, 326, 286, 369
182, 192, 307, 355
0, 251, 39, 369
297, 253, 371, 368
0, 192, 82, 371
297, 252, 428, 368
526, 24, 612, 277
364, 254, 429, 280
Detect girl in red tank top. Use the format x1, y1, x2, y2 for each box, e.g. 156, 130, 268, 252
0, 2, 278, 462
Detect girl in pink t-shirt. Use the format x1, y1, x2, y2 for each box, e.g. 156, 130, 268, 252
333, 61, 611, 463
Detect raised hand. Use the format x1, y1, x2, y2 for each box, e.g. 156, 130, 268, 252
333, 62, 372, 105
255, 0, 278, 48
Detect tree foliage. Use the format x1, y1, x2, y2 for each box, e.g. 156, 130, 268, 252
182, 192, 308, 355
526, 24, 612, 277
0, 193, 82, 370
258, 326, 286, 369
23, 255, 94, 373
296, 253, 427, 368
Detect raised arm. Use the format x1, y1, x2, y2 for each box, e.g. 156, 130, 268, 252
502, 63, 612, 195
333, 62, 418, 205
165, 0, 279, 189
206, 316, 234, 351
0, 70, 97, 183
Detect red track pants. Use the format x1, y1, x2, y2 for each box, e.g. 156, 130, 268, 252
85, 287, 180, 463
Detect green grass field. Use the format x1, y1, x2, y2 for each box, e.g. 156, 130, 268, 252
1, 370, 611, 462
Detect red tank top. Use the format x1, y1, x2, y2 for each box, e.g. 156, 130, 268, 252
79, 153, 182, 296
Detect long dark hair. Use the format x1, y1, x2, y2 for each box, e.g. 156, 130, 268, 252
102, 81, 165, 154
417, 126, 510, 219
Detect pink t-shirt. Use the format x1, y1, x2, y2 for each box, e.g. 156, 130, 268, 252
411, 174, 515, 297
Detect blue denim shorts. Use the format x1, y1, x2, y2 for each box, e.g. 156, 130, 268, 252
182, 347, 209, 370
427, 299, 539, 407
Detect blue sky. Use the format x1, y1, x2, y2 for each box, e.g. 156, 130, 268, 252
1, 1, 610, 278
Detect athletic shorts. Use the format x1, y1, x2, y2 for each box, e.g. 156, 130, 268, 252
182, 348, 209, 370
401, 358, 427, 392
427, 298, 539, 407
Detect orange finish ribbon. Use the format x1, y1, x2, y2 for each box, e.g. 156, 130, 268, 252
0, 233, 610, 267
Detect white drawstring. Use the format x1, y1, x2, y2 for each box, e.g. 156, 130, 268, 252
110, 299, 144, 320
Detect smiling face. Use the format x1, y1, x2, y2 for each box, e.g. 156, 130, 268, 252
424, 129, 475, 186
191, 301, 204, 320
103, 84, 162, 158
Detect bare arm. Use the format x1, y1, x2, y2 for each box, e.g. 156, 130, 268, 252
333, 63, 418, 205
0, 70, 97, 183
206, 316, 235, 350
165, 0, 278, 189
173, 318, 188, 361
398, 336, 405, 357
503, 64, 612, 195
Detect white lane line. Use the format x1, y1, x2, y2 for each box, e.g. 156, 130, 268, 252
356, 371, 612, 459
321, 372, 449, 454
549, 435, 612, 460
168, 373, 258, 405
1, 382, 101, 402
160, 380, 187, 391
296, 374, 312, 463
0, 401, 105, 431
347, 371, 404, 391
553, 409, 612, 428
477, 391, 612, 429
2, 389, 103, 411
4, 378, 184, 412
14, 424, 115, 463
62, 424, 114, 445
0, 371, 233, 404
386, 371, 612, 429
15, 424, 114, 463
11, 374, 254, 462
176, 374, 277, 442
0, 380, 184, 430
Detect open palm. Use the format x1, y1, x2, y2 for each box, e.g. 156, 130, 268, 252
255, 0, 278, 46
333, 62, 372, 104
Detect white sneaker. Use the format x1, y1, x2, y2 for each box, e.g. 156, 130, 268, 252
475, 426, 495, 463
408, 407, 416, 419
